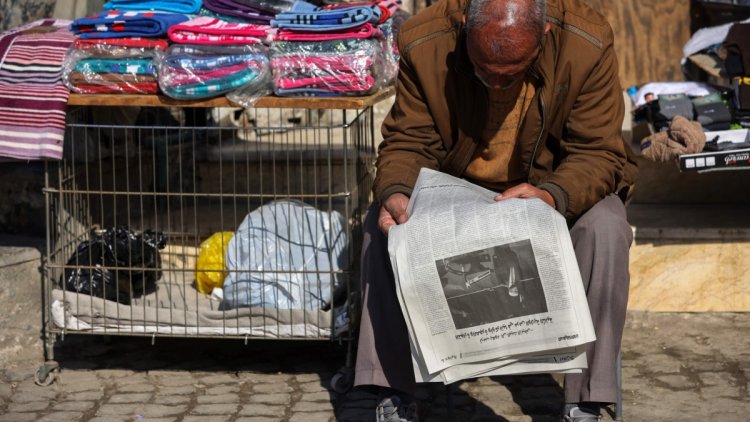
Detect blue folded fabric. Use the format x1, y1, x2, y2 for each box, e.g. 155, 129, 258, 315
103, 0, 202, 14
271, 0, 381, 31
70, 11, 189, 39
165, 53, 266, 70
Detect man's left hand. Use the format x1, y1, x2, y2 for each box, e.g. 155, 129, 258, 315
494, 183, 556, 209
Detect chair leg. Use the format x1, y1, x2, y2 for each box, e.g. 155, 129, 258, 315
615, 350, 623, 421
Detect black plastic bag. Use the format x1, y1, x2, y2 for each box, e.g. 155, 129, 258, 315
60, 226, 167, 304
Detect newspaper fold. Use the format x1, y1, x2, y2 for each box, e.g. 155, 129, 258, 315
387, 168, 595, 383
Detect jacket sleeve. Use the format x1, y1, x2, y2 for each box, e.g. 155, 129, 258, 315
373, 37, 447, 204
537, 33, 627, 219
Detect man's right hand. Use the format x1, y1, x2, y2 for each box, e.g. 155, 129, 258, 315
378, 193, 410, 236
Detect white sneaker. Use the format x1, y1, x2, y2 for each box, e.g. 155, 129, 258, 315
561, 404, 602, 422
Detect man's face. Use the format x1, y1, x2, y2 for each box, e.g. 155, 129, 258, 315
466, 26, 542, 90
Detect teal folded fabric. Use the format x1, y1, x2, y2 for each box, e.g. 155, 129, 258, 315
75, 58, 156, 75
163, 68, 258, 99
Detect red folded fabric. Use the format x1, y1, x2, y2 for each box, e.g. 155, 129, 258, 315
274, 23, 380, 41
72, 81, 159, 94
276, 73, 375, 92
272, 55, 373, 72
74, 37, 169, 50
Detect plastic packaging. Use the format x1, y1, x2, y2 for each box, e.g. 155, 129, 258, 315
60, 227, 167, 305
270, 38, 385, 97
378, 10, 410, 86
168, 16, 272, 45
195, 231, 234, 295
63, 41, 165, 94
159, 43, 271, 100
221, 199, 348, 311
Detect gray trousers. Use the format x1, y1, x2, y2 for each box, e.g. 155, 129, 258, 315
354, 194, 632, 404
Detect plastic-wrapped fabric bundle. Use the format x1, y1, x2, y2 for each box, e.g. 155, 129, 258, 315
63, 39, 166, 94
270, 38, 384, 96
221, 199, 348, 311
159, 44, 271, 100
168, 16, 271, 45
103, 0, 203, 14
377, 9, 409, 86
70, 10, 190, 39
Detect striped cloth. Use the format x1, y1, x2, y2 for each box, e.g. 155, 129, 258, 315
0, 19, 75, 160
271, 0, 381, 31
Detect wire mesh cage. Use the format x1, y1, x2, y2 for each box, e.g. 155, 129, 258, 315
41, 98, 380, 378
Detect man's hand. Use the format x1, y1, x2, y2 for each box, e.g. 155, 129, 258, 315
378, 193, 410, 235
494, 183, 556, 209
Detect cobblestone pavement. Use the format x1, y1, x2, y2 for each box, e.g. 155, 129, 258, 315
0, 312, 747, 422
1, 242, 749, 421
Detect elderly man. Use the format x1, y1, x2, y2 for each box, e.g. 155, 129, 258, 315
354, 0, 637, 420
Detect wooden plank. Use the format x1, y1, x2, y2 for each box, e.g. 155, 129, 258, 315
67, 86, 395, 109
585, 0, 691, 88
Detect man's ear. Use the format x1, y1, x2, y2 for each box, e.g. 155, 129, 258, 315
544, 22, 551, 34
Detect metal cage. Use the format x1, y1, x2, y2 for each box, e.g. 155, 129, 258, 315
38, 94, 387, 388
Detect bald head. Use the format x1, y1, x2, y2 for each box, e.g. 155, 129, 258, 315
466, 0, 546, 60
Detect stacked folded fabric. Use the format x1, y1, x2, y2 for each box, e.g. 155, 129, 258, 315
63, 38, 167, 94
269, 0, 402, 97
162, 13, 274, 103
270, 38, 381, 97
159, 44, 270, 100
68, 3, 193, 95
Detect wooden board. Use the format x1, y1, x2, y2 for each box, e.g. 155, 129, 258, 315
577, 0, 692, 88
68, 86, 395, 110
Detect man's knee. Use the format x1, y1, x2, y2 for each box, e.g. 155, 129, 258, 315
570, 195, 632, 248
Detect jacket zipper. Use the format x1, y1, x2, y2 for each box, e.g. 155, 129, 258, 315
527, 94, 546, 183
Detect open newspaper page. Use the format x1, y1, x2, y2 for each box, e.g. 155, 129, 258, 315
387, 168, 595, 378
392, 249, 587, 384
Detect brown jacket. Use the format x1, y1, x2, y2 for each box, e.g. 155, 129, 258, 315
374, 0, 638, 219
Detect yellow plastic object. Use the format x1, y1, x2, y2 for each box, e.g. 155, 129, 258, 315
194, 231, 234, 294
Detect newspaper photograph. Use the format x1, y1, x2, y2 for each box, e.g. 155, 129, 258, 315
387, 168, 595, 379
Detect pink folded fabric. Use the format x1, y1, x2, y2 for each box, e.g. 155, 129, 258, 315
168, 16, 270, 44
272, 55, 373, 72
276, 73, 375, 92
165, 62, 255, 84
274, 23, 381, 41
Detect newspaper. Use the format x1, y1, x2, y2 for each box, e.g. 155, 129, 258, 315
387, 168, 595, 383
